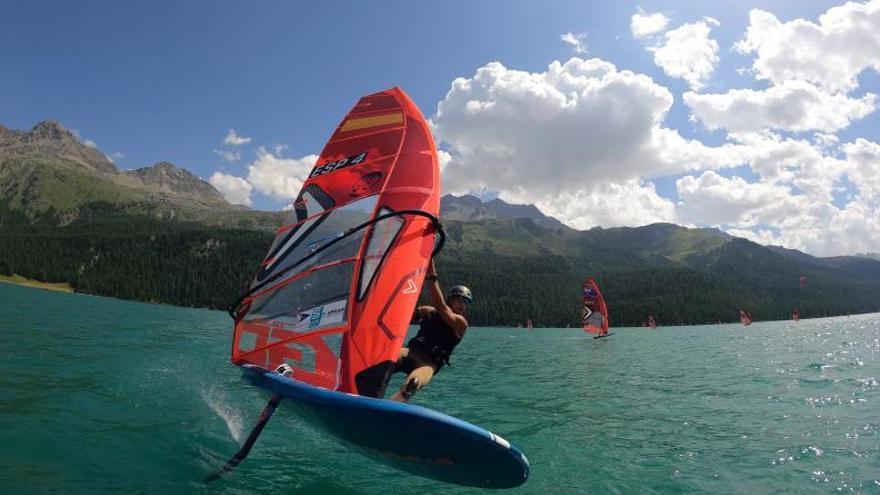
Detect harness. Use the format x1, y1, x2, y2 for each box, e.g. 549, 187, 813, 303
408, 311, 462, 368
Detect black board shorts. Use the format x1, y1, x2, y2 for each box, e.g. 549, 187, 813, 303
396, 346, 443, 374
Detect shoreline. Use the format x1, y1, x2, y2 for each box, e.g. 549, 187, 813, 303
0, 274, 74, 293
0, 276, 875, 326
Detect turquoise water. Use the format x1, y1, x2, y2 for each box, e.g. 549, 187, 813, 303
2, 282, 879, 494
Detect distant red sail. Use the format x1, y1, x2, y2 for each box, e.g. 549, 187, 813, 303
229, 87, 440, 397
581, 277, 609, 335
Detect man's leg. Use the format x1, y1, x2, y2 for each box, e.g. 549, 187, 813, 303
390, 365, 435, 402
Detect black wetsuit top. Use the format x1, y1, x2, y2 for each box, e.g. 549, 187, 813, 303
408, 311, 462, 369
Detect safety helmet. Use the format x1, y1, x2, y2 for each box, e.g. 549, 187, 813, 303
447, 285, 473, 303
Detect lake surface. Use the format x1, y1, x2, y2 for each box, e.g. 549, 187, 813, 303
1, 282, 879, 494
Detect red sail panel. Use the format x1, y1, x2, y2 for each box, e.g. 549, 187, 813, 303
581, 277, 609, 335
231, 87, 439, 397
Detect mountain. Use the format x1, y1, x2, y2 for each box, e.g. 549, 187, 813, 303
441, 194, 565, 229
0, 120, 279, 229
2, 119, 879, 325
0, 120, 117, 175
857, 252, 880, 262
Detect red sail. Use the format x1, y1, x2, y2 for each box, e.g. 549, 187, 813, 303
581, 277, 609, 335
230, 87, 440, 397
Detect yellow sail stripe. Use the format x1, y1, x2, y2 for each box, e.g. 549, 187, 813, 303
340, 112, 403, 132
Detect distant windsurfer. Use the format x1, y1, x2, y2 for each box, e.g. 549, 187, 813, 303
390, 259, 471, 402
582, 285, 606, 336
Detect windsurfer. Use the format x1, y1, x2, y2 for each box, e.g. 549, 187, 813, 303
390, 259, 471, 402
582, 286, 606, 336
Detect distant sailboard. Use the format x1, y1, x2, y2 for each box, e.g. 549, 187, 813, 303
211, 87, 528, 488
582, 277, 609, 338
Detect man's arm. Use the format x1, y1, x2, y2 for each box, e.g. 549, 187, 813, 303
411, 305, 435, 323
424, 259, 468, 338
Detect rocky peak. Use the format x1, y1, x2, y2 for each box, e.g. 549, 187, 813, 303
441, 194, 565, 229
123, 161, 227, 205
0, 120, 117, 175
30, 120, 76, 142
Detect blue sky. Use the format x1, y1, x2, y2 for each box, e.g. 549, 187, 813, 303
2, 1, 879, 256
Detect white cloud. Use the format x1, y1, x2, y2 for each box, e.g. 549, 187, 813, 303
813, 133, 840, 149
684, 80, 877, 133
674, 164, 880, 257
209, 172, 253, 206
83, 139, 97, 148
649, 17, 721, 90
735, 1, 880, 93
106, 151, 124, 163
676, 171, 801, 226
520, 180, 676, 229
433, 58, 739, 228
224, 129, 252, 146
214, 148, 241, 162
206, 147, 318, 207
843, 138, 880, 205
631, 10, 670, 38
245, 147, 318, 200
561, 32, 588, 54
727, 132, 848, 202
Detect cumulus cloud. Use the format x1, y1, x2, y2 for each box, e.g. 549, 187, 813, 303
649, 17, 721, 90
209, 172, 254, 206
684, 80, 877, 133
224, 129, 252, 146
83, 139, 97, 148
561, 32, 588, 54
214, 149, 241, 162
245, 147, 318, 200
726, 132, 848, 202
433, 58, 742, 228
843, 138, 880, 205
518, 180, 676, 229
735, 1, 880, 93
676, 171, 802, 226
206, 145, 318, 207
674, 161, 880, 257
631, 10, 670, 38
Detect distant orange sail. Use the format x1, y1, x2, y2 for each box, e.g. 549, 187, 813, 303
581, 277, 609, 335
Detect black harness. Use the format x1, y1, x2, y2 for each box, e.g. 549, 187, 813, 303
408, 311, 462, 369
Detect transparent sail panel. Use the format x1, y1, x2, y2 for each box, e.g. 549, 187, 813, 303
358, 207, 404, 299
256, 195, 378, 285
246, 262, 354, 324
